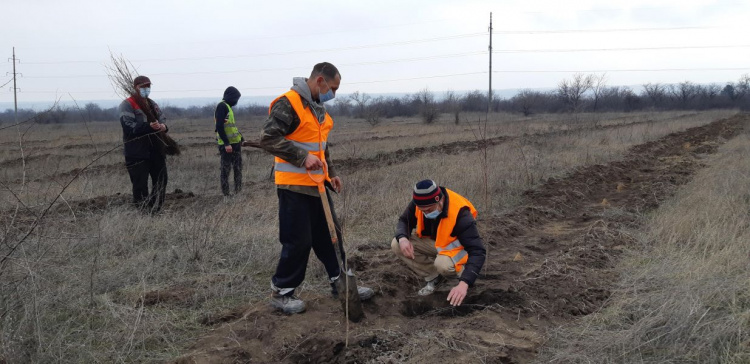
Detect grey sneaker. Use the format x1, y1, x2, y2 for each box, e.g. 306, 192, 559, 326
270, 292, 306, 314
418, 275, 446, 296
330, 281, 375, 301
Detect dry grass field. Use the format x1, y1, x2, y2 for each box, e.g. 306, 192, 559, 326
0, 109, 747, 363
539, 124, 750, 363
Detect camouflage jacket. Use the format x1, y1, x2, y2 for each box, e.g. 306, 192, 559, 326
260, 96, 337, 196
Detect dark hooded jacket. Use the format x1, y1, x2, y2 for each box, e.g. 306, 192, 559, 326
215, 86, 242, 146
119, 97, 167, 160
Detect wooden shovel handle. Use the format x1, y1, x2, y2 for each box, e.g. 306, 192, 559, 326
308, 166, 338, 244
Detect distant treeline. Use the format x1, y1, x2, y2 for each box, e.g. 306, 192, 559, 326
2, 73, 749, 125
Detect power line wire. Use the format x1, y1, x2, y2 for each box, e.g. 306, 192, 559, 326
22, 33, 486, 65
492, 26, 715, 34
493, 67, 750, 73
493, 44, 750, 53
515, 3, 747, 15
19, 71, 489, 94
23, 51, 487, 79
20, 18, 456, 50
0, 78, 13, 89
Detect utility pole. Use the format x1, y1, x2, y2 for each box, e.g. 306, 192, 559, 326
9, 47, 19, 123
9, 47, 25, 188
488, 12, 493, 115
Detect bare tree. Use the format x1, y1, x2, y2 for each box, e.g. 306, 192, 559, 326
668, 81, 698, 109
557, 73, 594, 112
331, 97, 353, 117
591, 73, 608, 111
443, 90, 461, 124
695, 84, 721, 108
622, 88, 641, 111
700, 84, 721, 100
348, 91, 371, 119
512, 89, 541, 116
642, 83, 667, 108
735, 74, 750, 101
722, 84, 741, 101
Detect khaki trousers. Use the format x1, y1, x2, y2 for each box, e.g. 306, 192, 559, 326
391, 236, 460, 281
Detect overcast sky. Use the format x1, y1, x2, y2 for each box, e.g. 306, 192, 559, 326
2, 0, 750, 107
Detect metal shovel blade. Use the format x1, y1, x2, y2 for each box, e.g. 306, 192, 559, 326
314, 181, 365, 323
335, 268, 365, 323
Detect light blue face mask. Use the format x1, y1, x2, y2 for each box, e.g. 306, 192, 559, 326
318, 80, 335, 103
423, 209, 441, 219
139, 87, 151, 98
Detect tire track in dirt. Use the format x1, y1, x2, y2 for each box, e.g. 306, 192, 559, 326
173, 114, 748, 363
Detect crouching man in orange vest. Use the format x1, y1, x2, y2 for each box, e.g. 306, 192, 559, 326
392, 179, 486, 306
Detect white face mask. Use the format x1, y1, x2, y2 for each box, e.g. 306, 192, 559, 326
318, 79, 335, 103
139, 87, 151, 98
423, 209, 441, 219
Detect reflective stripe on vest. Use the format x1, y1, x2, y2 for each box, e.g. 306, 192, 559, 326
270, 90, 334, 186
415, 188, 478, 273
291, 140, 327, 152
274, 162, 324, 175
436, 240, 463, 253
216, 102, 242, 146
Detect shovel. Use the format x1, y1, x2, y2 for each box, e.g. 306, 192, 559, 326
308, 168, 365, 323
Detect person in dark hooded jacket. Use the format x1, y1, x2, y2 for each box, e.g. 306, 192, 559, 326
215, 86, 243, 196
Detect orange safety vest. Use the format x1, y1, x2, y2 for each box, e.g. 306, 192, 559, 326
415, 189, 478, 273
269, 90, 334, 186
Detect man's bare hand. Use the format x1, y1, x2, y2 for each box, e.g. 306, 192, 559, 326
304, 154, 324, 170
330, 176, 342, 193
447, 281, 469, 306
150, 122, 161, 131
398, 237, 415, 259
224, 145, 233, 153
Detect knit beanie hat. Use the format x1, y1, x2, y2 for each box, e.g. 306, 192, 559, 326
413, 179, 442, 206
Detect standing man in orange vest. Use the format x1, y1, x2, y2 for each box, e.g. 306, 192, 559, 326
260, 62, 373, 314
392, 179, 486, 306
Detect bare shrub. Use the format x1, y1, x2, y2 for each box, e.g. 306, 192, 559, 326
558, 73, 594, 112
512, 89, 542, 116
416, 88, 440, 124
363, 97, 384, 126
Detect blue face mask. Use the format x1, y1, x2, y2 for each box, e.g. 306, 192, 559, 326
139, 87, 151, 98
423, 209, 441, 219
318, 80, 335, 103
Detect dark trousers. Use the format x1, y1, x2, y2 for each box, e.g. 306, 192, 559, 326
125, 155, 168, 212
220, 144, 242, 196
272, 188, 345, 291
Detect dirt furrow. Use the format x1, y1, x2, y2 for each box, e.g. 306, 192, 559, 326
173, 114, 747, 363
5, 115, 669, 187
333, 116, 660, 173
